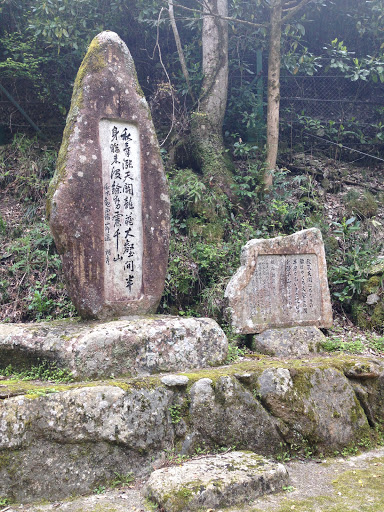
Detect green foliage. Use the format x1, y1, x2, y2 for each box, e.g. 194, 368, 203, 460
368, 336, 384, 353
28, 0, 124, 53
0, 134, 57, 202
1, 220, 76, 322
283, 47, 322, 76
110, 471, 135, 488
163, 449, 189, 466
321, 336, 365, 354
0, 497, 10, 506
230, 161, 264, 201
0, 215, 6, 235
169, 404, 183, 424
325, 38, 384, 82
93, 485, 106, 495
327, 217, 378, 304
264, 169, 313, 235
225, 342, 247, 363
0, 135, 76, 323
0, 33, 46, 81
344, 190, 378, 219
1, 360, 73, 382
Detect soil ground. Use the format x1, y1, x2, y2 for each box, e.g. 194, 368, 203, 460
5, 447, 384, 512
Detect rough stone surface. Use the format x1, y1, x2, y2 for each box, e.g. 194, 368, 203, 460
0, 316, 228, 378
0, 384, 174, 501
161, 375, 190, 387
253, 326, 326, 357
225, 228, 333, 334
47, 31, 170, 319
256, 366, 371, 451
366, 293, 380, 305
10, 447, 384, 512
144, 451, 289, 512
185, 376, 283, 455
0, 355, 383, 502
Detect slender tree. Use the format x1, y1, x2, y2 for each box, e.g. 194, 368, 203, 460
189, 0, 235, 200
264, 0, 316, 188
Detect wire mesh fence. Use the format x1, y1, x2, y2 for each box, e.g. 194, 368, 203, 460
280, 69, 384, 159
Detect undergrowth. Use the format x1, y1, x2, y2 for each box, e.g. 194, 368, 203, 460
0, 133, 383, 349
0, 135, 76, 322
0, 359, 74, 382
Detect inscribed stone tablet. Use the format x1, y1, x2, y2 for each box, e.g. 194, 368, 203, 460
47, 32, 170, 319
225, 228, 332, 333
100, 119, 142, 300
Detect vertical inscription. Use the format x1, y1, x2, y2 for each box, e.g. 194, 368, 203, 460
100, 119, 142, 300
250, 255, 284, 324
249, 254, 321, 326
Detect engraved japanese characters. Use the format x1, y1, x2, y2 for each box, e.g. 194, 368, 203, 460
225, 228, 333, 334
48, 32, 170, 319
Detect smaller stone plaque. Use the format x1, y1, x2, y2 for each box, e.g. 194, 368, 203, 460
225, 228, 332, 333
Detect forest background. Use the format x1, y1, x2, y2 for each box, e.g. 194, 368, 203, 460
0, 0, 383, 355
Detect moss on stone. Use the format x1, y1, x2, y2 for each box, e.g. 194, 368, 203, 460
351, 301, 371, 330
187, 217, 224, 242
369, 261, 384, 276
362, 276, 381, 297
351, 299, 384, 332
344, 190, 378, 219
46, 37, 105, 220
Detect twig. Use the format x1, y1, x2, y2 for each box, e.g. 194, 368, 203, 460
153, 8, 176, 146
281, 0, 312, 22
168, 0, 196, 103
169, 1, 267, 29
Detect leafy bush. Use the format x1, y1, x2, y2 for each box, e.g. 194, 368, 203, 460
0, 134, 57, 203
327, 217, 378, 304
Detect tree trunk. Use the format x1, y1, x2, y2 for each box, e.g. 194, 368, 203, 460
264, 0, 282, 189
190, 0, 234, 200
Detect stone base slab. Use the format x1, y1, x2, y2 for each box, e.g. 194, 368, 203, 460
0, 355, 382, 502
0, 316, 228, 379
253, 326, 326, 357
144, 451, 289, 512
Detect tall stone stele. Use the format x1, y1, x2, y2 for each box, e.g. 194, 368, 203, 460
47, 32, 170, 319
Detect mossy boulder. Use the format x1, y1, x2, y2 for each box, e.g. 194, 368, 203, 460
186, 217, 224, 242
144, 451, 288, 512
1, 355, 384, 502
344, 190, 378, 219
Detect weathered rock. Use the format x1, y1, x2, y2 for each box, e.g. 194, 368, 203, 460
186, 376, 283, 455
366, 293, 380, 305
0, 384, 175, 501
368, 258, 384, 276
47, 31, 169, 319
256, 366, 371, 451
225, 228, 333, 334
144, 451, 289, 512
253, 326, 326, 357
0, 355, 383, 502
0, 316, 228, 379
161, 375, 190, 387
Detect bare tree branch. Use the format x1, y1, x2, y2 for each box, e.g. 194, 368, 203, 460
281, 0, 312, 22
169, 1, 268, 29
168, 0, 196, 103
153, 8, 176, 146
